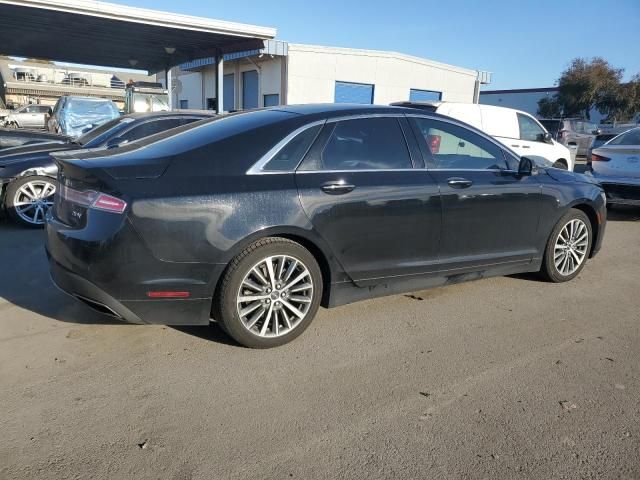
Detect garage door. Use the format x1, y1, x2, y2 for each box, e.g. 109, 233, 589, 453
335, 81, 374, 104
242, 70, 259, 109
409, 89, 442, 102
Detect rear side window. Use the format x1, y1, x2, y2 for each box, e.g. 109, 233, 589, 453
263, 124, 322, 171
320, 117, 412, 170
518, 113, 546, 142
411, 117, 507, 170
608, 128, 640, 146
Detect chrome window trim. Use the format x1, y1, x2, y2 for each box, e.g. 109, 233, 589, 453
296, 168, 418, 174
246, 119, 326, 175
247, 114, 408, 175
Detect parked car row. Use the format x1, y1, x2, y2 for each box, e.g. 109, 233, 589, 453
0, 111, 215, 226
43, 104, 606, 348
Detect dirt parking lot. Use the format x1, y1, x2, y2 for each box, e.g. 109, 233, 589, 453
1, 207, 639, 480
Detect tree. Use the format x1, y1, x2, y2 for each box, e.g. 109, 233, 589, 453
537, 95, 562, 118
595, 74, 640, 123
556, 57, 623, 119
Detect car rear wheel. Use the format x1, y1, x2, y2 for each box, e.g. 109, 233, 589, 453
541, 209, 592, 282
5, 176, 56, 228
214, 237, 323, 348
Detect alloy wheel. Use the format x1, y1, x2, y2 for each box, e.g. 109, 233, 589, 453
13, 179, 56, 225
236, 255, 314, 338
554, 219, 589, 276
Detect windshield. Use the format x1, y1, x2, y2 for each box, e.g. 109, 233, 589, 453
608, 128, 640, 146
76, 117, 134, 146
132, 93, 170, 113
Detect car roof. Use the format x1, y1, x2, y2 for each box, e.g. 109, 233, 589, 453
271, 103, 422, 117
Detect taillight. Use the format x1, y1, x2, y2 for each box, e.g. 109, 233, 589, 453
591, 154, 610, 162
59, 185, 127, 214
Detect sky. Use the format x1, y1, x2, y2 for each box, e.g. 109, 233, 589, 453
108, 0, 640, 90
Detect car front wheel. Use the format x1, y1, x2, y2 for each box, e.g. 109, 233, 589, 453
214, 237, 323, 348
541, 209, 592, 282
5, 176, 56, 228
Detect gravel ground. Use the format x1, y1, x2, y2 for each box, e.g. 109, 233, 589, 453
0, 207, 639, 480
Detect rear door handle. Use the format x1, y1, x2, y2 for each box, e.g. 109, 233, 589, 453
321, 181, 355, 195
522, 145, 530, 149
447, 177, 473, 189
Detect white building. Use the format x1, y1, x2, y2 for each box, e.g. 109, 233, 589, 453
161, 41, 489, 111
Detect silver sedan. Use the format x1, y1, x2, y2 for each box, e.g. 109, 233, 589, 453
590, 127, 640, 206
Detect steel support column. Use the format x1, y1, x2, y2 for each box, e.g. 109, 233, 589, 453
216, 52, 224, 114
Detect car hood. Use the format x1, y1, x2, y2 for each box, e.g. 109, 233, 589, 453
545, 167, 601, 186
0, 143, 79, 166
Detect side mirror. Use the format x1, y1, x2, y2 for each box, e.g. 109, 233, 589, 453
542, 132, 553, 143
518, 157, 535, 176
593, 128, 602, 135
106, 136, 128, 149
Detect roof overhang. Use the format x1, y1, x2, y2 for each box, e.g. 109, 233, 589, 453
0, 0, 277, 73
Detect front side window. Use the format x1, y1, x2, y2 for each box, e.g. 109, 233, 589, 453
518, 113, 546, 142
412, 117, 507, 170
320, 117, 412, 170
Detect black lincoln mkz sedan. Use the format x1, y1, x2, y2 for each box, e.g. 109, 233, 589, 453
46, 104, 606, 348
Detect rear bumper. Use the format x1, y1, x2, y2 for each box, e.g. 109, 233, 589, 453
592, 173, 640, 205
48, 252, 213, 325
45, 211, 220, 326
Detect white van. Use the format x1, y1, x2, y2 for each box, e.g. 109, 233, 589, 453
392, 102, 574, 171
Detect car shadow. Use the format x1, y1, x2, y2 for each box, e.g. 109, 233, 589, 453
171, 324, 238, 347
0, 221, 121, 325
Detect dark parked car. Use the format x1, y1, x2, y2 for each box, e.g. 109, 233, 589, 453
45, 104, 607, 348
539, 118, 600, 157
0, 128, 70, 150
1, 111, 214, 227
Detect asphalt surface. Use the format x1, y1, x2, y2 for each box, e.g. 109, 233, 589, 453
1, 206, 639, 480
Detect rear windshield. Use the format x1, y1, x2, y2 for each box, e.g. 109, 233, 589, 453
76, 117, 134, 146
608, 128, 640, 146
539, 120, 561, 134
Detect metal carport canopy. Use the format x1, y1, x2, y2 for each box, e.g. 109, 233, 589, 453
0, 0, 277, 73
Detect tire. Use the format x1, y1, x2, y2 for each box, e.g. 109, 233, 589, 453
214, 237, 323, 348
6, 122, 17, 129
553, 159, 568, 170
5, 176, 56, 228
540, 209, 592, 282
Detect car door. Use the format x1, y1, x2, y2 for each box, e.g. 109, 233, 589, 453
516, 112, 557, 162
295, 115, 442, 285
409, 116, 541, 271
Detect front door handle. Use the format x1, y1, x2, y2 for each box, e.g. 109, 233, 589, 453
321, 181, 355, 195
447, 177, 473, 189
511, 144, 520, 148
521, 145, 530, 149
